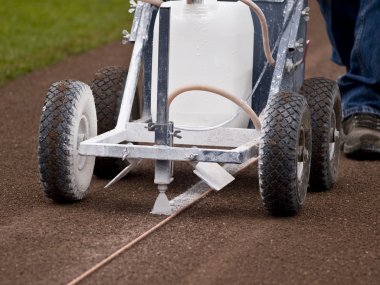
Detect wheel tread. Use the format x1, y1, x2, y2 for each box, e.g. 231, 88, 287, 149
300, 77, 341, 191
259, 92, 311, 216
91, 66, 129, 179
38, 80, 90, 202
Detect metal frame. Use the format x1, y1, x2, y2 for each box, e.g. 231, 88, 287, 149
78, 0, 309, 213
251, 0, 308, 114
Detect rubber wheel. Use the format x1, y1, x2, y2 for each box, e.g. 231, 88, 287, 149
38, 80, 97, 202
300, 77, 342, 191
259, 92, 312, 216
91, 66, 139, 179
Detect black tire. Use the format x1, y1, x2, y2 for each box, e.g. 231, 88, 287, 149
91, 66, 139, 179
259, 92, 312, 216
300, 78, 342, 191
38, 80, 97, 202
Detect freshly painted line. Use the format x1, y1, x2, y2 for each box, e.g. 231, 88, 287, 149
169, 180, 211, 213
65, 158, 258, 285
170, 159, 257, 212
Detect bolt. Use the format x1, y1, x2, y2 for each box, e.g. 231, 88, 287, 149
172, 130, 182, 139
285, 58, 294, 73
187, 153, 198, 161
122, 149, 130, 160
302, 7, 310, 22
295, 38, 304, 53
122, 30, 130, 45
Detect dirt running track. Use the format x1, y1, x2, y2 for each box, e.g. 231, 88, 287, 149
0, 2, 379, 285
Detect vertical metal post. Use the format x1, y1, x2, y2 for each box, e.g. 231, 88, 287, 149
152, 7, 172, 215
155, 7, 170, 145
142, 9, 158, 118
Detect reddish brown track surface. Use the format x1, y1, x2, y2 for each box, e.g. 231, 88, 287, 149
0, 3, 379, 285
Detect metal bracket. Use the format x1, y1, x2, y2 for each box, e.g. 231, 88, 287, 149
105, 159, 143, 189
192, 162, 235, 191
171, 130, 182, 139
122, 30, 130, 45
285, 39, 310, 72
146, 121, 182, 138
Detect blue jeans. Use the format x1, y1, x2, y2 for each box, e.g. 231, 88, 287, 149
317, 0, 380, 120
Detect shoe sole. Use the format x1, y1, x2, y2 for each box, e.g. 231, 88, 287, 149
343, 129, 380, 154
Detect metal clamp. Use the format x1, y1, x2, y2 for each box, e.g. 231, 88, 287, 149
286, 40, 310, 72
170, 129, 182, 139
122, 143, 134, 160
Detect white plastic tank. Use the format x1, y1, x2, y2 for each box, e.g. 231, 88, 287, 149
151, 0, 254, 128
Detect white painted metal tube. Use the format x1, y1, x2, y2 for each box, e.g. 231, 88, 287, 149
129, 2, 145, 41
168, 85, 262, 131
80, 123, 260, 148
116, 4, 153, 130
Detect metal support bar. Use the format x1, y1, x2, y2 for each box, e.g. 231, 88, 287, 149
104, 159, 142, 188
286, 0, 308, 91
142, 8, 158, 118
82, 129, 125, 145
153, 7, 173, 187
155, 7, 171, 146
80, 123, 261, 148
269, 0, 305, 96
129, 1, 145, 42
79, 142, 259, 164
116, 3, 153, 130
151, 7, 173, 215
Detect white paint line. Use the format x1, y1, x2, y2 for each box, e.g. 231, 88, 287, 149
170, 158, 258, 213
66, 158, 258, 285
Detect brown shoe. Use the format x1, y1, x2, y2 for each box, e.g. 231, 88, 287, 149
343, 114, 380, 155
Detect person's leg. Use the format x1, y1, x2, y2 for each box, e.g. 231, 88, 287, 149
316, 0, 358, 68
339, 0, 380, 119
317, 0, 380, 154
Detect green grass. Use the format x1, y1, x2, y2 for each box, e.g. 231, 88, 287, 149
0, 0, 134, 86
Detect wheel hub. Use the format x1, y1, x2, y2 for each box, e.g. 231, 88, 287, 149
296, 124, 309, 203
77, 114, 90, 171
329, 109, 339, 173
